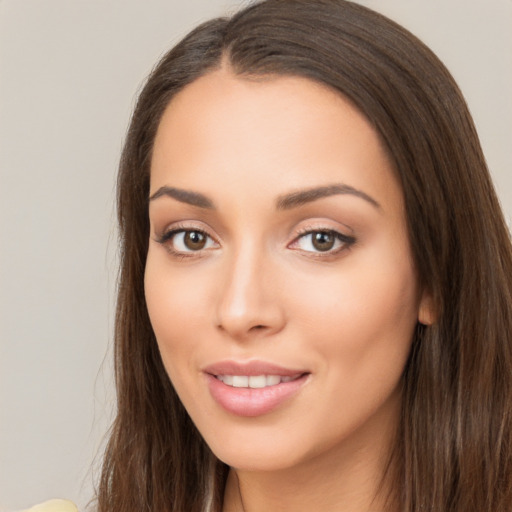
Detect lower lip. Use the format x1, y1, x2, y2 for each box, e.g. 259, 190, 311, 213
206, 373, 309, 417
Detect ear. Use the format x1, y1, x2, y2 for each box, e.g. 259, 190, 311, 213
418, 289, 437, 326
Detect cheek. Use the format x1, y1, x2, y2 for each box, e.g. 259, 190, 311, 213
144, 249, 210, 375
283, 253, 418, 448
290, 246, 419, 379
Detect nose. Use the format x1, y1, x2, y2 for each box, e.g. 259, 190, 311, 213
215, 244, 286, 341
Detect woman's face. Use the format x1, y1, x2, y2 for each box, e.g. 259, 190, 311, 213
145, 69, 432, 472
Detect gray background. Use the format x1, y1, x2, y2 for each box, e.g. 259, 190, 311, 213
0, 0, 510, 510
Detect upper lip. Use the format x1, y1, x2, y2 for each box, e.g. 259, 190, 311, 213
202, 360, 308, 377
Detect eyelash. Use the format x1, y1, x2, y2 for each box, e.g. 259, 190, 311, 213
155, 225, 356, 259
290, 227, 356, 257
156, 224, 217, 259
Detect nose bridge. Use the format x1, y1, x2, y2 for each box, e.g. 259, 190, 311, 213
216, 237, 283, 338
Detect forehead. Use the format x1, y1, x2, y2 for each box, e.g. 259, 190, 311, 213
150, 68, 403, 214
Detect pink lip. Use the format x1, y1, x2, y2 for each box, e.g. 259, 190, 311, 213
203, 360, 305, 377
203, 360, 310, 417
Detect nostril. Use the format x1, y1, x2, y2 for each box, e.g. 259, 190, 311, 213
251, 325, 266, 331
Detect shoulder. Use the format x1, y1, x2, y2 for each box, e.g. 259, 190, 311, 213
20, 500, 78, 512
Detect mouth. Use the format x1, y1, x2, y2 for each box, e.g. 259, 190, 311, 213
214, 374, 303, 388
203, 361, 310, 417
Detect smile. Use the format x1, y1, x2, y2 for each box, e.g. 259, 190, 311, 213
203, 362, 310, 417
215, 374, 298, 388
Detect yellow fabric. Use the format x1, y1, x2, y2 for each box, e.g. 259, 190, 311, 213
21, 500, 78, 512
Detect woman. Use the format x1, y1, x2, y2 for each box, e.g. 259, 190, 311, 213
97, 0, 512, 511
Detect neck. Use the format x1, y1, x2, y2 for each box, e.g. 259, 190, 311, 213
222, 392, 400, 512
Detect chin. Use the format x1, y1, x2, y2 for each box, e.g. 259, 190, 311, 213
213, 444, 305, 473
198, 419, 307, 472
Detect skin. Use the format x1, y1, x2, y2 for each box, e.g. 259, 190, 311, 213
145, 68, 433, 512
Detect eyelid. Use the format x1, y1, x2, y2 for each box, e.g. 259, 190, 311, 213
154, 222, 220, 257
152, 220, 355, 258
154, 220, 217, 241
288, 224, 356, 256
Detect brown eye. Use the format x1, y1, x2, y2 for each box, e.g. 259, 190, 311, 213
184, 231, 207, 250
312, 232, 335, 252
292, 229, 356, 255
160, 229, 217, 254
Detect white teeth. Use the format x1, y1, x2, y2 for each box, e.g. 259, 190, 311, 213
248, 375, 266, 388
266, 375, 281, 386
232, 375, 249, 388
217, 374, 298, 388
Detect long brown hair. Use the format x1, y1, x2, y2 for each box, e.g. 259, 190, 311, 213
97, 1, 512, 510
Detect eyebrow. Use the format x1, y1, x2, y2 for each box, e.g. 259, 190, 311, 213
149, 186, 214, 209
276, 183, 381, 210
148, 183, 381, 211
